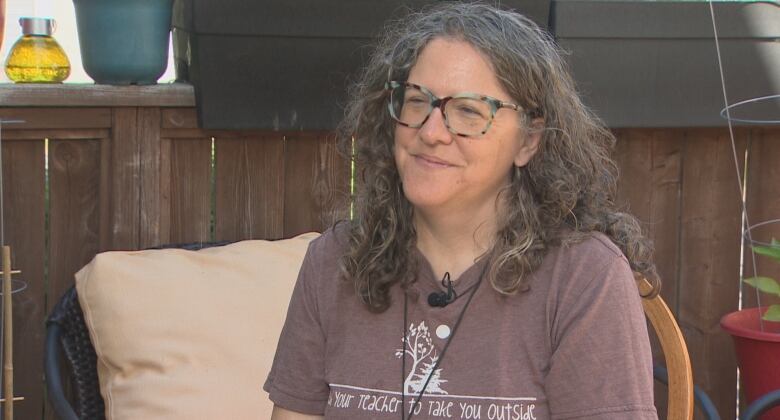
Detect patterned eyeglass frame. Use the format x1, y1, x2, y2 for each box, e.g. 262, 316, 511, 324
385, 81, 540, 138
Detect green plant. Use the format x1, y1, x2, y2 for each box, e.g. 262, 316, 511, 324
744, 239, 780, 322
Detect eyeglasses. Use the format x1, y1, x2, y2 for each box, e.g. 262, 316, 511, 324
386, 81, 535, 137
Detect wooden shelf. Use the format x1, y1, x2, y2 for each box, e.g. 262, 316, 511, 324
0, 83, 195, 107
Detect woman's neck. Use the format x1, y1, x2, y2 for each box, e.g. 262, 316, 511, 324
414, 207, 498, 282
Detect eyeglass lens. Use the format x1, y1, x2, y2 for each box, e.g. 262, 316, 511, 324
390, 84, 493, 136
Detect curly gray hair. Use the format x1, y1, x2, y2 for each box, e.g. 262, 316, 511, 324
337, 2, 658, 312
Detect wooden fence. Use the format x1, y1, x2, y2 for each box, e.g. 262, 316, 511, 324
1, 84, 778, 419
614, 126, 780, 419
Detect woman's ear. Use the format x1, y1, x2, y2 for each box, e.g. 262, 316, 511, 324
513, 117, 544, 167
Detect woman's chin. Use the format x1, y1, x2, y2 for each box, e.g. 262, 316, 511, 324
403, 188, 451, 212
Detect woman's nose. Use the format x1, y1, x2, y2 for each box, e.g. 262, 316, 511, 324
418, 107, 454, 146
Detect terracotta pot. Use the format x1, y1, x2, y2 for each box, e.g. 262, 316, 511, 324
721, 307, 780, 420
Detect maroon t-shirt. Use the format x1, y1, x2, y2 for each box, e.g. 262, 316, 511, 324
264, 227, 658, 419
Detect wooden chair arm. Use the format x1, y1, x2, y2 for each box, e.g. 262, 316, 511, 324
639, 277, 694, 420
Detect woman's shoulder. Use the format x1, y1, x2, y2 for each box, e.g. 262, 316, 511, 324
550, 230, 625, 263
298, 221, 353, 276
562, 231, 624, 259
540, 231, 633, 289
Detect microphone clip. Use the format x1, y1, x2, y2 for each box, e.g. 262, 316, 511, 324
428, 272, 456, 308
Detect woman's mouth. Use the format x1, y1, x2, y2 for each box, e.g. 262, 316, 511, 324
414, 154, 453, 168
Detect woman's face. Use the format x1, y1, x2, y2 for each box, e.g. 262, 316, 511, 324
393, 37, 541, 218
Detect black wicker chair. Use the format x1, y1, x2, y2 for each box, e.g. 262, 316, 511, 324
45, 242, 229, 420
46, 286, 102, 420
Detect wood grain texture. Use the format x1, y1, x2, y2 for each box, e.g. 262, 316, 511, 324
168, 138, 212, 244
678, 128, 745, 419
648, 135, 684, 311
0, 108, 111, 129
159, 138, 172, 246
0, 83, 195, 107
613, 128, 662, 414
614, 128, 684, 418
614, 128, 653, 223
45, 139, 101, 420
47, 139, 101, 312
108, 108, 140, 250
138, 108, 162, 249
743, 127, 780, 310
161, 108, 200, 130
648, 134, 686, 420
98, 137, 111, 252
215, 136, 285, 241
0, 129, 109, 141
161, 128, 305, 139
1, 140, 46, 420
283, 131, 349, 237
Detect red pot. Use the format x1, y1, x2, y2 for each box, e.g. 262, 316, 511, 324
721, 307, 780, 420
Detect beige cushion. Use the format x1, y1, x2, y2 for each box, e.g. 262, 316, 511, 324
75, 232, 320, 420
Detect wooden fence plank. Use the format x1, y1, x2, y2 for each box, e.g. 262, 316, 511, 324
679, 128, 745, 419
614, 128, 684, 418
161, 128, 302, 139
283, 132, 349, 237
45, 139, 102, 420
160, 129, 209, 139
168, 138, 212, 244
0, 108, 111, 129
744, 127, 780, 310
2, 140, 46, 420
613, 129, 666, 416
1, 129, 110, 141
159, 138, 172, 246
650, 133, 685, 419
161, 108, 199, 130
614, 128, 654, 242
98, 137, 111, 252
108, 108, 140, 250
642, 131, 685, 313
0, 83, 194, 108
138, 108, 162, 249
614, 129, 684, 297
47, 139, 102, 311
215, 136, 285, 241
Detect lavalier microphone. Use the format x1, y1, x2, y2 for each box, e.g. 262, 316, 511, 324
428, 272, 456, 307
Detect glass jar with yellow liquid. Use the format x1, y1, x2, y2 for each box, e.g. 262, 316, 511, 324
5, 17, 70, 83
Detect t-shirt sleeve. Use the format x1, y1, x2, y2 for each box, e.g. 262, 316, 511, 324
545, 253, 658, 419
263, 242, 330, 415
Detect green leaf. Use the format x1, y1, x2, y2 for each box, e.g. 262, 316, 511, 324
762, 305, 780, 322
743, 276, 780, 296
752, 244, 780, 262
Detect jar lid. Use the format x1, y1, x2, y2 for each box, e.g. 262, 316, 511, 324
19, 17, 55, 36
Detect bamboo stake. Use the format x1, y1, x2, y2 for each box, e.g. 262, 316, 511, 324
2, 246, 12, 420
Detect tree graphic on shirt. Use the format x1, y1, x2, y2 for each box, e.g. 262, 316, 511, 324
395, 321, 448, 395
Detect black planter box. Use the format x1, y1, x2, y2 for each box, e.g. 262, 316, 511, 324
553, 0, 780, 127
172, 0, 550, 130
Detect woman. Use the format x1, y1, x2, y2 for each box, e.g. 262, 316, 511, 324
265, 3, 659, 419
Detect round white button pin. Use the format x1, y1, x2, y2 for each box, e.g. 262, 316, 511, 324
436, 324, 451, 339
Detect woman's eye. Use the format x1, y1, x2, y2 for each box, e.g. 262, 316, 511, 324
405, 96, 428, 105
455, 105, 483, 117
